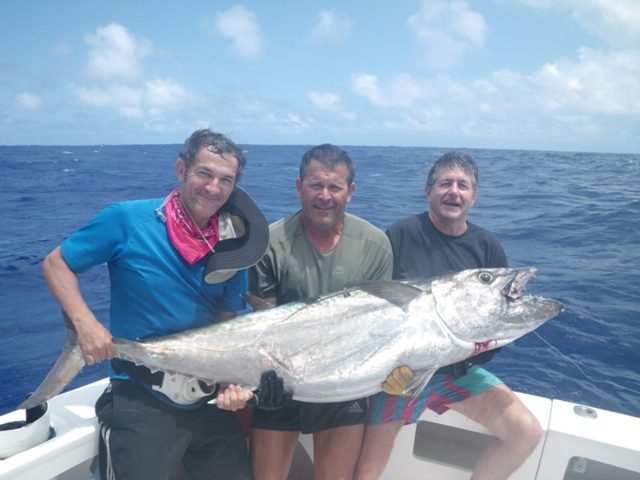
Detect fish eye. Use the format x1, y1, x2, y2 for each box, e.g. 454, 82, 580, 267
478, 271, 493, 283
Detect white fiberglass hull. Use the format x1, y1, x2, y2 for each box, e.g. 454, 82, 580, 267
1, 379, 639, 480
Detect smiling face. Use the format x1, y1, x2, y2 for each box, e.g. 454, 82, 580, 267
176, 146, 238, 228
426, 165, 477, 235
296, 159, 355, 234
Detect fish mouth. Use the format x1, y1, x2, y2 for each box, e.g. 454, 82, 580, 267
503, 267, 536, 301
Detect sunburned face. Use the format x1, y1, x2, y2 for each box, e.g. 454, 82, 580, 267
296, 159, 355, 234
176, 147, 238, 229
426, 166, 477, 234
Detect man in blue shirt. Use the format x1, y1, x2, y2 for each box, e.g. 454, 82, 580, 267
42, 129, 265, 479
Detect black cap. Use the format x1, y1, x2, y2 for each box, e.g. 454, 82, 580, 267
204, 187, 269, 283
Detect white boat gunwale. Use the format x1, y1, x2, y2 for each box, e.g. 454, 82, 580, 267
1, 379, 640, 480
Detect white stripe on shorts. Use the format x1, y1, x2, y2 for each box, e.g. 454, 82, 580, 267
100, 422, 115, 480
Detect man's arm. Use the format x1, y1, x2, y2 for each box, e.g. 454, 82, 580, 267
215, 311, 237, 323
42, 246, 114, 364
251, 296, 277, 311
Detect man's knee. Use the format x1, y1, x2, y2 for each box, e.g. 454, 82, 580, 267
354, 422, 404, 480
519, 411, 543, 446
504, 407, 543, 452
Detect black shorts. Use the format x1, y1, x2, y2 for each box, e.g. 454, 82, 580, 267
251, 398, 368, 434
95, 380, 253, 480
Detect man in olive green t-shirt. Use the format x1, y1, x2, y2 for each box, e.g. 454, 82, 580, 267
249, 144, 392, 480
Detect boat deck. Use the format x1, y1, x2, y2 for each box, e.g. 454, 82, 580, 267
1, 379, 639, 480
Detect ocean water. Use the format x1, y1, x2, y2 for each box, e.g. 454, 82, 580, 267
0, 144, 638, 418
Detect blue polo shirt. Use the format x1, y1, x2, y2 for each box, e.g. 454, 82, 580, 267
61, 198, 247, 342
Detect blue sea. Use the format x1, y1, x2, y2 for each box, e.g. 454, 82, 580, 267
1, 144, 638, 419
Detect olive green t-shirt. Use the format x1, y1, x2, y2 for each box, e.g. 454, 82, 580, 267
249, 211, 393, 304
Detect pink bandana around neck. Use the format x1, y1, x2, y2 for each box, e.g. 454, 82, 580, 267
163, 188, 218, 265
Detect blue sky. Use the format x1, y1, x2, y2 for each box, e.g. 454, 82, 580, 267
1, 0, 638, 153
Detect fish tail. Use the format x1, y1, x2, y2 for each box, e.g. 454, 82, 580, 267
17, 313, 86, 410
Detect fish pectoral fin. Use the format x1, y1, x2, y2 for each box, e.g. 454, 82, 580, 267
359, 281, 423, 311
406, 368, 437, 398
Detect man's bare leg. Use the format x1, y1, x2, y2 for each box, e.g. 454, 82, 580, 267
313, 424, 365, 480
354, 420, 404, 480
448, 384, 543, 480
251, 429, 299, 480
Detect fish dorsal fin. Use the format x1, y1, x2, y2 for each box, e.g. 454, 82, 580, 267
359, 281, 423, 311
244, 294, 276, 311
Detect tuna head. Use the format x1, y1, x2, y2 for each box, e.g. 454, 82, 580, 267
429, 267, 562, 345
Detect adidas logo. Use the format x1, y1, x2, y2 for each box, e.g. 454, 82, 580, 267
346, 401, 364, 414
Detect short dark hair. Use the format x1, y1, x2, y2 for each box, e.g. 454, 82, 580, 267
179, 129, 247, 182
299, 144, 355, 185
426, 151, 478, 189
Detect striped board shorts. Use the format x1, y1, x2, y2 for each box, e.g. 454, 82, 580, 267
367, 366, 503, 425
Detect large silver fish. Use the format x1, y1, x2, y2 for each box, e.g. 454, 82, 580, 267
19, 267, 562, 409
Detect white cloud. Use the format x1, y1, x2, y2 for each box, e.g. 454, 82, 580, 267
308, 90, 355, 121
531, 48, 640, 115
74, 77, 193, 118
144, 78, 193, 108
73, 23, 194, 126
213, 5, 263, 59
84, 22, 152, 81
353, 46, 640, 116
351, 74, 384, 105
285, 114, 311, 129
74, 84, 142, 116
449, 1, 487, 45
514, 0, 640, 47
308, 91, 342, 111
350, 45, 640, 147
351, 73, 428, 108
15, 92, 43, 110
583, 0, 640, 46
310, 10, 353, 46
407, 0, 487, 70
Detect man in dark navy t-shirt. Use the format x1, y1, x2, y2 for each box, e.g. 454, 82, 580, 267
356, 152, 543, 480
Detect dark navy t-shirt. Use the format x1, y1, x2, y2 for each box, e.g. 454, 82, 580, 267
385, 212, 508, 281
